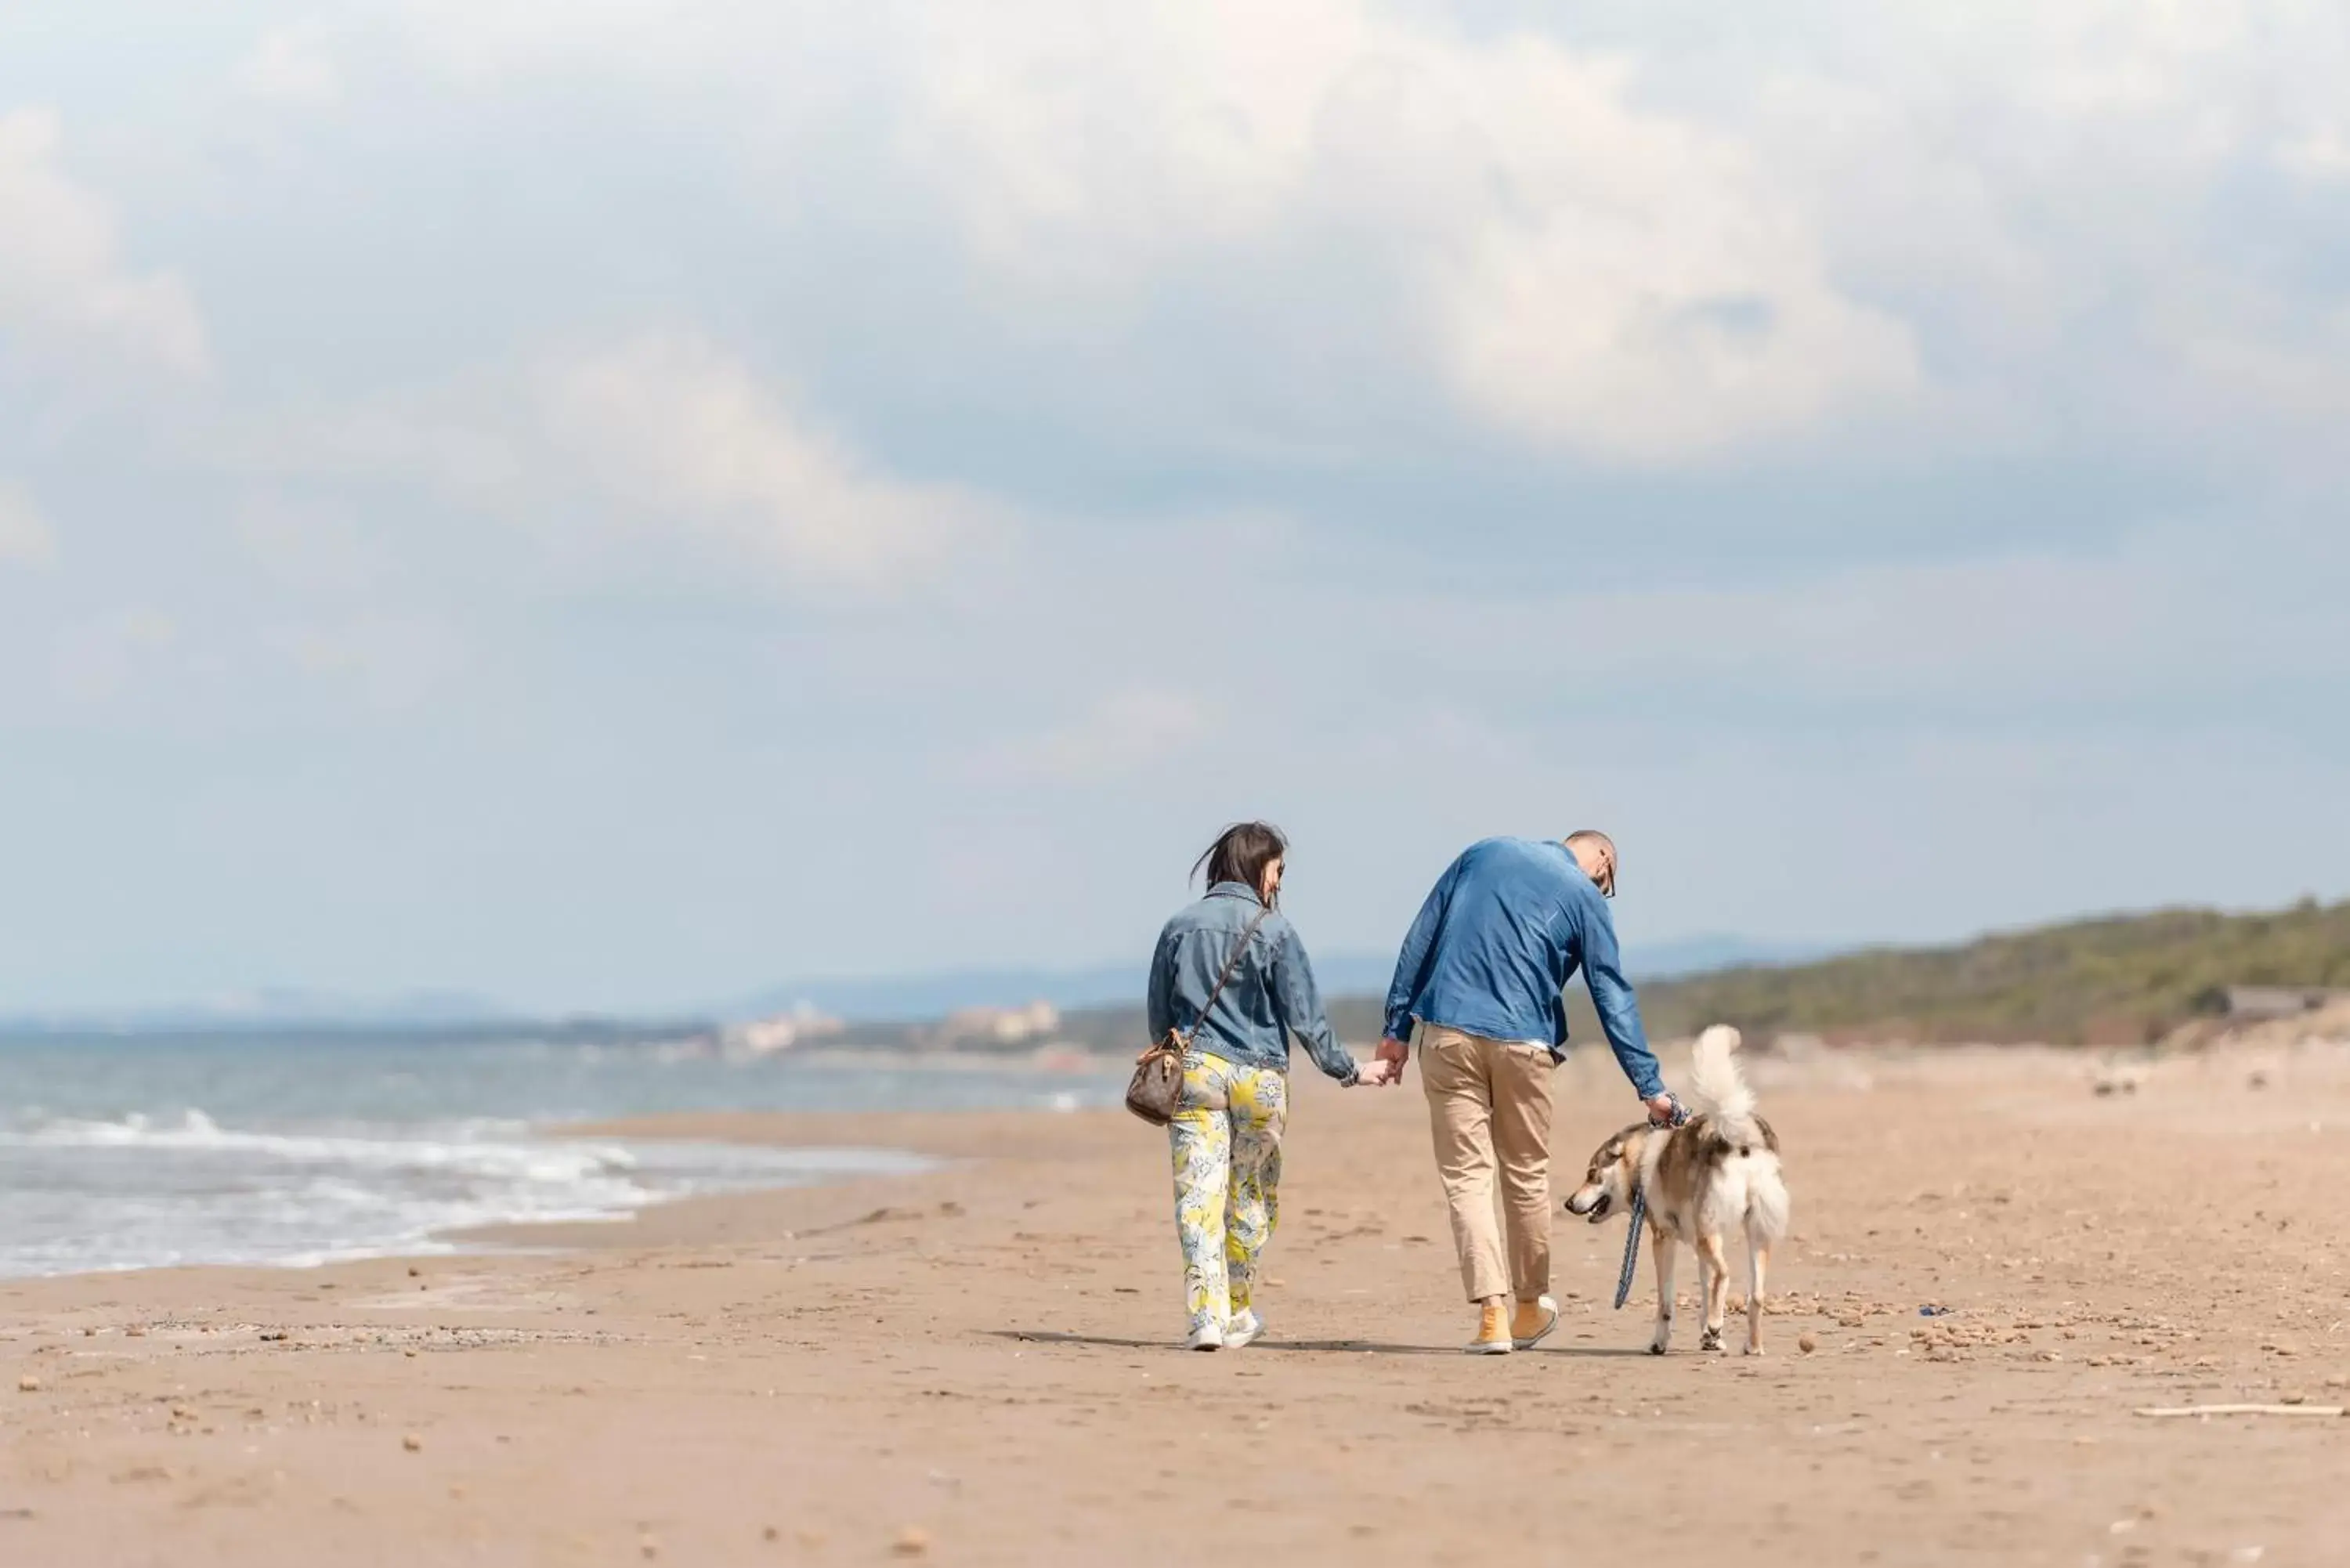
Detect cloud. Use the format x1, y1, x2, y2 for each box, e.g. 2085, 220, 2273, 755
237, 27, 343, 107
375, 2, 1915, 461
972, 688, 1220, 783
0, 109, 208, 377
896, 3, 1919, 459
0, 481, 57, 567
533, 337, 999, 594
356, 0, 2350, 475
1421, 46, 1918, 457
262, 616, 465, 710
215, 337, 1002, 600
1690, 3, 2350, 464
2280, 126, 2350, 181
234, 493, 389, 596
49, 609, 178, 703
382, 0, 734, 82
1332, 516, 2350, 724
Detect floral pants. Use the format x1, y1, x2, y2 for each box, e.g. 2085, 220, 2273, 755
1169, 1053, 1287, 1337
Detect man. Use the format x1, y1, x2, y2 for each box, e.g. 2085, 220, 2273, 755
1374, 831, 1675, 1354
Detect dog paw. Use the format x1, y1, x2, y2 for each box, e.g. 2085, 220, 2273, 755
1647, 1339, 1668, 1357
1698, 1328, 1723, 1353
1743, 1344, 1766, 1357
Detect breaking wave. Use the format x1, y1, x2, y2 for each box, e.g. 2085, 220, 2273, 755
0, 1108, 929, 1278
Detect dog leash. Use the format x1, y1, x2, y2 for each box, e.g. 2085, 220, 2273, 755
1614, 1095, 1690, 1311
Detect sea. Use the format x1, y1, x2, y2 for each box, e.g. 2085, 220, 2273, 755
0, 1033, 1126, 1280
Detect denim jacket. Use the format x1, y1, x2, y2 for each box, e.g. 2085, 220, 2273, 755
1382, 837, 1665, 1101
1147, 883, 1360, 1086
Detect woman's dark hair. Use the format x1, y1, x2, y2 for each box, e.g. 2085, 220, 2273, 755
1193, 821, 1287, 905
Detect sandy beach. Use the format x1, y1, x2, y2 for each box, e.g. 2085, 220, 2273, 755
8, 1041, 2350, 1566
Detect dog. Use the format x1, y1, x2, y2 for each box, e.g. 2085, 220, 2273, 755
1564, 1025, 1790, 1355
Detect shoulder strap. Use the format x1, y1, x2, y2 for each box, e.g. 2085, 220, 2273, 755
1181, 904, 1273, 1050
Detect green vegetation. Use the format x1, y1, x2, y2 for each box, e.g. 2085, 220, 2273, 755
1329, 898, 2350, 1047
1051, 898, 2350, 1051
1639, 898, 2350, 1044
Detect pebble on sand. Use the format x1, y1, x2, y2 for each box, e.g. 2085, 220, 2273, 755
893, 1525, 933, 1556
18, 1375, 40, 1393
402, 1433, 423, 1452
1798, 1334, 1819, 1355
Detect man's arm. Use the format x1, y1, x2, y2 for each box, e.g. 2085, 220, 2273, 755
1579, 897, 1666, 1103
1382, 856, 1462, 1046
1268, 928, 1360, 1086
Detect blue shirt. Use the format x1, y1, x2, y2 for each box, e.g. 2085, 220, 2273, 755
1148, 883, 1360, 1085
1382, 837, 1664, 1100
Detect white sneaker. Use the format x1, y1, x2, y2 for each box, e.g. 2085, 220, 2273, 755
1186, 1321, 1224, 1351
1223, 1310, 1264, 1349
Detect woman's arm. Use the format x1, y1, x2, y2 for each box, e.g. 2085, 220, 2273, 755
1145, 922, 1177, 1043
1269, 926, 1361, 1086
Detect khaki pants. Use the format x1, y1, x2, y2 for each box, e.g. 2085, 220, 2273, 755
1418, 1023, 1557, 1304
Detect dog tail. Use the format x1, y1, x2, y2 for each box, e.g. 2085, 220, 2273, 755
1746, 1162, 1791, 1245
1688, 1024, 1762, 1147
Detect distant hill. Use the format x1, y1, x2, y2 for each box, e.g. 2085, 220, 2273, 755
1032, 899, 2350, 1053
1320, 899, 2350, 1049
1614, 899, 2350, 1046
27, 903, 2334, 1052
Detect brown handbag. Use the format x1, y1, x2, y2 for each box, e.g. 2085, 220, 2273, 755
1126, 905, 1271, 1126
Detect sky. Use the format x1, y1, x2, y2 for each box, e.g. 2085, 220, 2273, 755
3, 1, 2348, 1015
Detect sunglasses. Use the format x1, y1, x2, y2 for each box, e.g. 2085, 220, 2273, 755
1596, 858, 1617, 899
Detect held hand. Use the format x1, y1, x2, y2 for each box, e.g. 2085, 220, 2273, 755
1352, 1059, 1396, 1088
1645, 1092, 1682, 1126
1375, 1037, 1410, 1084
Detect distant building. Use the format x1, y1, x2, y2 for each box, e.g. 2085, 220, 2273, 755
721, 1003, 845, 1059
2222, 986, 2350, 1021
936, 1000, 1062, 1049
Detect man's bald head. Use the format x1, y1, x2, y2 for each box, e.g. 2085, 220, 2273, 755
1564, 829, 1617, 897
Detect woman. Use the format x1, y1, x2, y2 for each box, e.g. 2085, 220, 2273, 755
1144, 822, 1389, 1351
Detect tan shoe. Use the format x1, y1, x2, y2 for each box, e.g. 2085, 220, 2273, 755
1464, 1299, 1513, 1355
1511, 1295, 1560, 1350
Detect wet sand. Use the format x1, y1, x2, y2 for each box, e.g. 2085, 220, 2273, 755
6, 1042, 2350, 1566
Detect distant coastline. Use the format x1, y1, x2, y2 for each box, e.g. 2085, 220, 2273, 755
0, 1017, 714, 1048
10, 898, 2345, 1053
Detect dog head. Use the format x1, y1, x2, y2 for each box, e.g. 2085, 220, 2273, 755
1563, 1126, 1648, 1224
